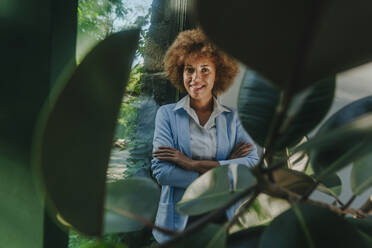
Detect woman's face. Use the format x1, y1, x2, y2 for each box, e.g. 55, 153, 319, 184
183, 55, 216, 101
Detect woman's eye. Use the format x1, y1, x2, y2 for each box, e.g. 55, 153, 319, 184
186, 68, 194, 73
201, 68, 209, 73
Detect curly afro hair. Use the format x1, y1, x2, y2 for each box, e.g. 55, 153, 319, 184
164, 28, 239, 95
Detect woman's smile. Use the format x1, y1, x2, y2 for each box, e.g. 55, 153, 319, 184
189, 84, 205, 91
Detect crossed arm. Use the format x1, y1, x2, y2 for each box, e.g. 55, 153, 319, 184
152, 142, 252, 174
151, 107, 258, 188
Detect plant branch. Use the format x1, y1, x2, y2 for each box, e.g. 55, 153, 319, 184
342, 194, 356, 210
105, 205, 178, 236
154, 186, 257, 248
264, 181, 366, 218
226, 190, 260, 231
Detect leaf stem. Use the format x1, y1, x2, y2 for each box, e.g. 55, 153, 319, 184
342, 194, 356, 210
226, 190, 260, 231
264, 181, 365, 217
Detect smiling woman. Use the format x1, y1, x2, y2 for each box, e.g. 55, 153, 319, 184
151, 28, 259, 243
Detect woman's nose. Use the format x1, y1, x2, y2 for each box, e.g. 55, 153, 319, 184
191, 70, 201, 83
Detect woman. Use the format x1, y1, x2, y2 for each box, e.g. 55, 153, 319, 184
151, 28, 259, 243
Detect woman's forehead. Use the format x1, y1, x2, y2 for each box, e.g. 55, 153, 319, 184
184, 54, 215, 66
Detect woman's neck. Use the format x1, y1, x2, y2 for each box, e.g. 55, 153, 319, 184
190, 95, 213, 112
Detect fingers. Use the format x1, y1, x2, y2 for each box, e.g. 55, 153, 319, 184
235, 143, 252, 155
153, 146, 177, 161
158, 146, 175, 150
230, 142, 253, 159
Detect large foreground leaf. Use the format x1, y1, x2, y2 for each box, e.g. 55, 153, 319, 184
351, 153, 372, 195
32, 29, 140, 236
235, 194, 290, 229
297, 96, 372, 180
177, 224, 226, 248
0, 0, 77, 247
346, 217, 372, 246
195, 0, 372, 91
176, 164, 256, 216
260, 204, 367, 248
227, 226, 265, 248
238, 70, 335, 150
104, 177, 160, 233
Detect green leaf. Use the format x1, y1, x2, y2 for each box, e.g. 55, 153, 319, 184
195, 0, 372, 91
176, 164, 256, 216
227, 226, 265, 248
268, 168, 317, 197
104, 177, 160, 233
238, 71, 335, 150
177, 224, 226, 248
1, 0, 76, 247
235, 194, 290, 229
351, 153, 372, 195
346, 217, 372, 246
298, 96, 372, 180
260, 204, 367, 248
302, 163, 342, 200
317, 173, 342, 197
32, 29, 140, 236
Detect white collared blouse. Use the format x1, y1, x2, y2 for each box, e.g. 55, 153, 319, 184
176, 95, 231, 161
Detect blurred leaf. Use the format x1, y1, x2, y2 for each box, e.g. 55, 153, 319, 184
195, 0, 372, 91
1, 0, 76, 247
32, 29, 140, 236
351, 153, 372, 195
260, 204, 367, 248
266, 168, 316, 197
227, 225, 265, 248
177, 224, 226, 248
302, 163, 342, 200
347, 216, 372, 235
238, 70, 335, 150
317, 173, 342, 197
104, 177, 160, 233
294, 96, 372, 180
235, 194, 290, 229
346, 217, 372, 246
176, 164, 256, 216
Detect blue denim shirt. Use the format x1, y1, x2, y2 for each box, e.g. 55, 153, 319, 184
151, 101, 259, 243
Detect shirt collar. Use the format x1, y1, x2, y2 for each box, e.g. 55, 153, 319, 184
173, 95, 231, 113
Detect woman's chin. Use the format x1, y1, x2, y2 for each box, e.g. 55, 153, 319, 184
189, 93, 208, 100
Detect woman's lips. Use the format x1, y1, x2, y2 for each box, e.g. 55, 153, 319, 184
190, 85, 205, 91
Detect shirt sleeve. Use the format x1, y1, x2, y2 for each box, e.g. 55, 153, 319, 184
151, 107, 199, 189
218, 111, 259, 167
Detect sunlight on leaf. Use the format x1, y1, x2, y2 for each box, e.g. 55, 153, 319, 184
177, 164, 256, 216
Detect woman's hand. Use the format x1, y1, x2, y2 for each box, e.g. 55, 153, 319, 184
153, 146, 195, 171
228, 142, 253, 159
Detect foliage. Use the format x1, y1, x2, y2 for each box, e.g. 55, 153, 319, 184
78, 0, 127, 40
5, 0, 372, 247
77, 0, 151, 60
122, 97, 158, 179
114, 63, 145, 142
